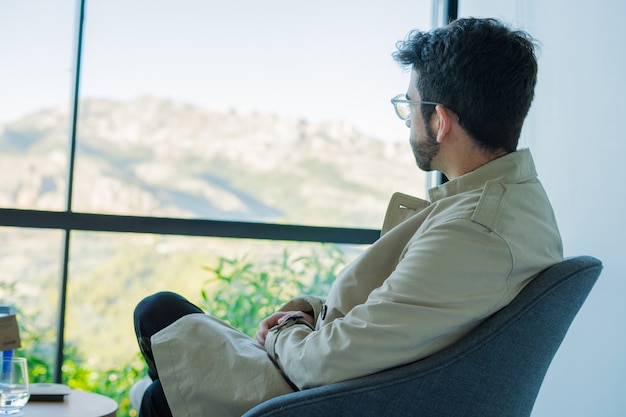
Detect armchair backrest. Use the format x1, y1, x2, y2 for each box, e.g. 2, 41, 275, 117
243, 256, 602, 417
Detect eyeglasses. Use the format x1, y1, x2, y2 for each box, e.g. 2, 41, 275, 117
390, 94, 440, 120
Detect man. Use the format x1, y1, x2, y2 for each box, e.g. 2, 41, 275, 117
131, 17, 562, 417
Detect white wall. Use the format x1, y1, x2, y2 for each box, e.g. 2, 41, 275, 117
457, 1, 626, 415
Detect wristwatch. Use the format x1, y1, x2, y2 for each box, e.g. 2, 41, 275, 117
271, 315, 313, 332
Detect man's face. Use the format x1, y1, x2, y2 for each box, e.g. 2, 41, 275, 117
407, 70, 439, 172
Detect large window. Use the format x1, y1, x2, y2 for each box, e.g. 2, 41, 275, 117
1, 1, 432, 415
73, 0, 429, 227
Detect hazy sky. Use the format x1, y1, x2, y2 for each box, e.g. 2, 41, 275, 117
1, 0, 432, 142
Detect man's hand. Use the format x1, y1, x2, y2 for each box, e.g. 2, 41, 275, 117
256, 311, 314, 346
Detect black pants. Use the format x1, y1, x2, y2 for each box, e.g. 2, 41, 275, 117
133, 291, 204, 417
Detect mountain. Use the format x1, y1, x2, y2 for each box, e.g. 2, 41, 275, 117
0, 96, 425, 228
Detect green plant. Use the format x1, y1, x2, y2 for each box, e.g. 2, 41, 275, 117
62, 347, 146, 417
199, 244, 345, 337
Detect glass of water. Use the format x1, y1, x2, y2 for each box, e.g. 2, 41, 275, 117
0, 357, 29, 415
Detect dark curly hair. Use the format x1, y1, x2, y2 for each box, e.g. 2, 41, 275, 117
393, 18, 538, 153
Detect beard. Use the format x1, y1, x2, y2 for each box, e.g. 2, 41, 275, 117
410, 124, 440, 171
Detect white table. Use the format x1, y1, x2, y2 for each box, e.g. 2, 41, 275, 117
23, 389, 117, 417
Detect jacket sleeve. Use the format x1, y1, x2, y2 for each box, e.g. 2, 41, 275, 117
264, 218, 515, 390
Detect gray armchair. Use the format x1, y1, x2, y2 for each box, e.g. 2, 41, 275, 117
243, 256, 602, 417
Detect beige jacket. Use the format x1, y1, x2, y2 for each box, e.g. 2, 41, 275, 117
151, 149, 563, 417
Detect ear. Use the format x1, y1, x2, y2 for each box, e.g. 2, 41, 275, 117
432, 104, 454, 143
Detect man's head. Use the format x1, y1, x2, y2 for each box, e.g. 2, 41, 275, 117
393, 18, 538, 156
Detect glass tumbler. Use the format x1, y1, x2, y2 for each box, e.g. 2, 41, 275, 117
0, 357, 29, 415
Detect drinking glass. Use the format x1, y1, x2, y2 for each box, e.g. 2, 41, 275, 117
0, 357, 29, 415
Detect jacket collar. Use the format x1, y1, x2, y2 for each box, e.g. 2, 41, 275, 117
428, 148, 537, 202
